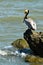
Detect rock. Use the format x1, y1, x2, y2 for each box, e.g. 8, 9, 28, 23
25, 55, 43, 63
11, 39, 29, 49
24, 29, 43, 57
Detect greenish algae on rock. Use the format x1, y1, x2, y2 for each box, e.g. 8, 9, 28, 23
25, 55, 43, 63
11, 39, 29, 49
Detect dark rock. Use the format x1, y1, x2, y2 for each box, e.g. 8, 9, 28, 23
18, 48, 33, 54
24, 29, 43, 57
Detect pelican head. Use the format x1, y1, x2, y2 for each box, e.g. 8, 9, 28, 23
24, 9, 29, 19
24, 9, 29, 15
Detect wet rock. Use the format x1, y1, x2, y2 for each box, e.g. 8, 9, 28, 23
25, 55, 43, 63
11, 39, 29, 49
24, 29, 43, 57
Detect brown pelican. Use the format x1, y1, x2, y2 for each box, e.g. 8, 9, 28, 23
23, 9, 36, 30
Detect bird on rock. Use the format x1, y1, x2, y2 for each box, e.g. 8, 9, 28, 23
23, 9, 37, 30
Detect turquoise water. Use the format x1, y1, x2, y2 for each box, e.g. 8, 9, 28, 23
0, 0, 43, 65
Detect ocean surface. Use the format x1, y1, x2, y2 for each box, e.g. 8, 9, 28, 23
0, 0, 43, 65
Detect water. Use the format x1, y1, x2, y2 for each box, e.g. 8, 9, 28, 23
0, 0, 43, 65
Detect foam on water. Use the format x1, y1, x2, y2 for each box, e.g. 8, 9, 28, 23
0, 46, 27, 58
0, 50, 7, 55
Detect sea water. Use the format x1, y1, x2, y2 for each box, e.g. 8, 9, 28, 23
0, 0, 43, 65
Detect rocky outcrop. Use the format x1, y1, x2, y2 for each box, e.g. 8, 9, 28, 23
25, 55, 43, 63
11, 39, 29, 49
24, 29, 43, 57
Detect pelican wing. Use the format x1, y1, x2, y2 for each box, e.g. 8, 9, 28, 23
24, 18, 37, 30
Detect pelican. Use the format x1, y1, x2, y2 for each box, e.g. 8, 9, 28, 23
23, 9, 36, 30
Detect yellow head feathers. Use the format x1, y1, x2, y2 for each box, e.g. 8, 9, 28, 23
24, 9, 29, 14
